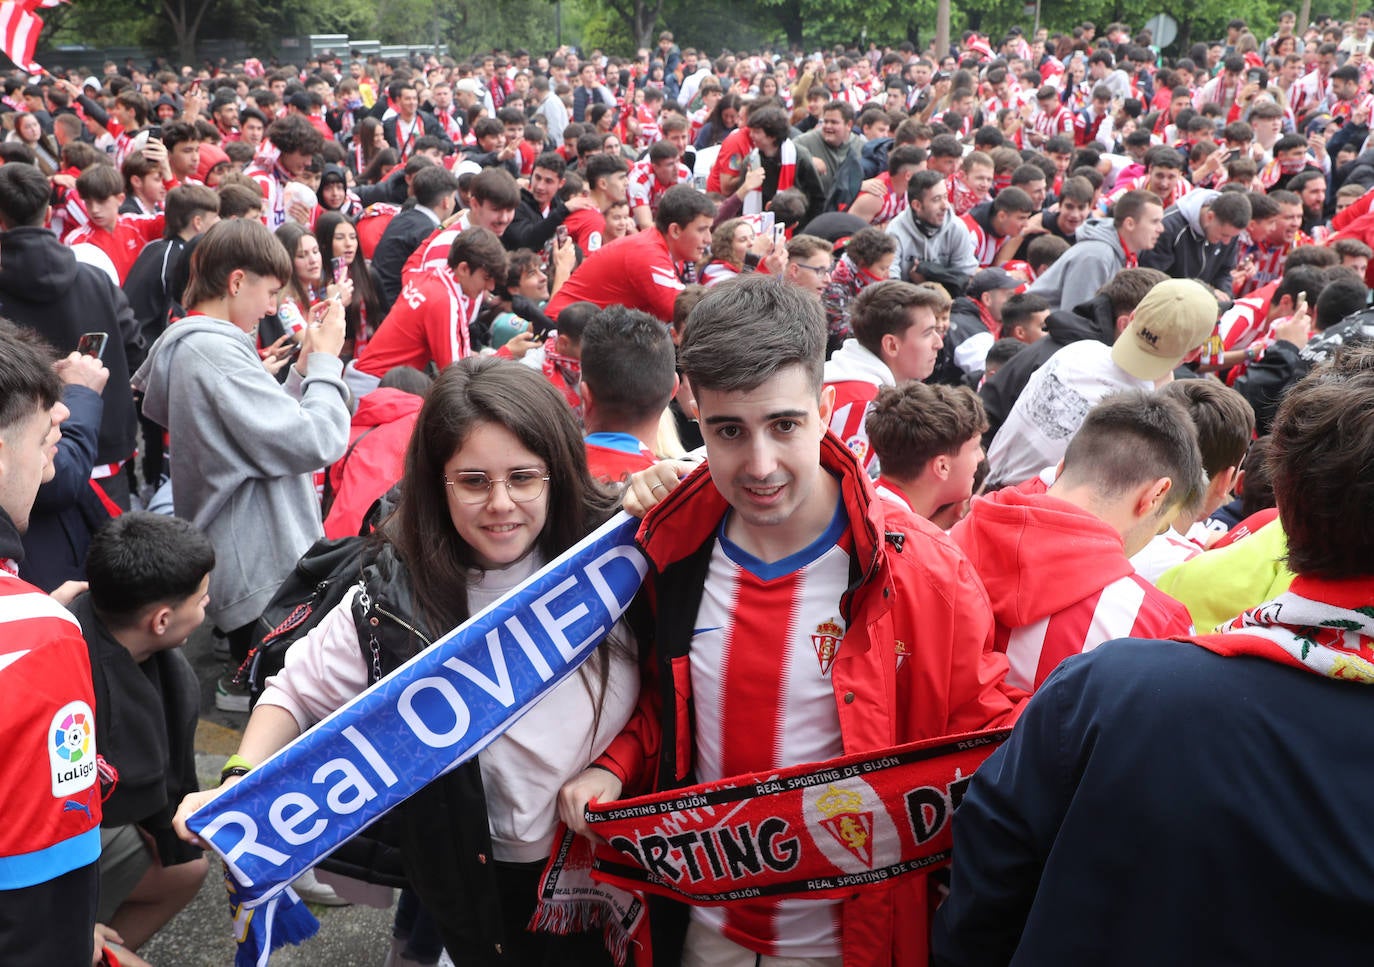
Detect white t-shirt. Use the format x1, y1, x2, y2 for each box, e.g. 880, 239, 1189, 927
987, 340, 1152, 487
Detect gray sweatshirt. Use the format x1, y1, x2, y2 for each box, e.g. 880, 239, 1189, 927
1026, 219, 1128, 311
133, 316, 351, 631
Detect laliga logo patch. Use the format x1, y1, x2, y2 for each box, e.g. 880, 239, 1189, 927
844, 435, 868, 464
50, 700, 97, 797
811, 618, 844, 675
804, 779, 900, 873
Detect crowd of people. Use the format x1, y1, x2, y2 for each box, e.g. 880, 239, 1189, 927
5, 9, 1374, 966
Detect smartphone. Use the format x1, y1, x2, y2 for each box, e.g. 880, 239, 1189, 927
146, 124, 163, 140
773, 224, 787, 246
1296, 292, 1308, 314
77, 332, 107, 360
332, 256, 348, 284
556, 225, 569, 244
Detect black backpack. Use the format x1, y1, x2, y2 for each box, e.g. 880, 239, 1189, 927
234, 536, 368, 706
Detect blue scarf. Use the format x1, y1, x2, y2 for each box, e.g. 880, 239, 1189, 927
188, 513, 648, 965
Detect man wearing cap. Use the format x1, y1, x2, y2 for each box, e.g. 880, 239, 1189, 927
986, 278, 1218, 488
947, 267, 1022, 383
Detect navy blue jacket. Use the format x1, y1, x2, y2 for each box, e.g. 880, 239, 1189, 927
933, 637, 1374, 966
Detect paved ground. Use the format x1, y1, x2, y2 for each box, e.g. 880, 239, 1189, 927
135, 623, 399, 966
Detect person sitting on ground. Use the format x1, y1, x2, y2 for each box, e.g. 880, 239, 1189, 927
953, 390, 1201, 693
865, 382, 987, 524
579, 305, 679, 483
73, 513, 212, 953
821, 226, 898, 354
824, 280, 948, 474
1026, 189, 1166, 311
1130, 379, 1256, 582
987, 278, 1217, 488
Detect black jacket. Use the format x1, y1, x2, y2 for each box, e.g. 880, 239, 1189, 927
123, 236, 190, 348
503, 187, 570, 252
382, 111, 453, 155
71, 593, 201, 867
979, 293, 1117, 440
1139, 196, 1240, 297
372, 207, 440, 315
0, 226, 142, 465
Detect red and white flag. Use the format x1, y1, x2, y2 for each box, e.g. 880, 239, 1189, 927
0, 2, 43, 73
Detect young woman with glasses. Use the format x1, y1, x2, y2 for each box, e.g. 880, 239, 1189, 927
174, 357, 638, 966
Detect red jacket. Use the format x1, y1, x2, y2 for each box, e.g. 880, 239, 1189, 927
323, 388, 423, 539
545, 228, 685, 322
950, 487, 1193, 691
596, 433, 1021, 966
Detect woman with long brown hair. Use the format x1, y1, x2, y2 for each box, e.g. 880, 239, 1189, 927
174, 357, 636, 966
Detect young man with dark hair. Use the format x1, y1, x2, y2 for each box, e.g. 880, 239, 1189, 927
1140, 188, 1251, 298
0, 321, 103, 967
962, 187, 1037, 268
560, 274, 1019, 966
120, 150, 166, 215
579, 305, 678, 482
564, 152, 629, 253
937, 348, 1374, 964
1027, 189, 1166, 311
1130, 379, 1256, 581
959, 390, 1202, 690
354, 226, 509, 384
627, 139, 691, 230
382, 80, 452, 159
823, 280, 948, 473
886, 169, 980, 296
0, 163, 142, 510
371, 164, 460, 313
244, 113, 325, 228
866, 381, 988, 521
158, 120, 201, 189
546, 183, 716, 322
73, 512, 214, 952
504, 150, 594, 252
69, 163, 165, 284
947, 267, 1023, 382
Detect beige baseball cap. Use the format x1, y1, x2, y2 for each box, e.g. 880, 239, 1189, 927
1111, 278, 1219, 382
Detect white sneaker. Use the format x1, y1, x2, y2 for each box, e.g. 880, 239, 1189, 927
291, 869, 351, 907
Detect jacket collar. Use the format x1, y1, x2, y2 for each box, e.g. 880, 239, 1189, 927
636, 433, 886, 596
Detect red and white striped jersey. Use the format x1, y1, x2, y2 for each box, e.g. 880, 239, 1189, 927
1235, 234, 1287, 296
822, 340, 893, 474
856, 172, 907, 227
1032, 104, 1074, 141
962, 211, 1008, 268
627, 158, 691, 213
1288, 69, 1331, 120
1201, 283, 1275, 366
1330, 90, 1374, 125
998, 572, 1193, 691
689, 512, 852, 957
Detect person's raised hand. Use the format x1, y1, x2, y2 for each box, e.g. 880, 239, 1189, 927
54, 351, 109, 394
50, 581, 88, 606
299, 297, 346, 369
503, 330, 541, 359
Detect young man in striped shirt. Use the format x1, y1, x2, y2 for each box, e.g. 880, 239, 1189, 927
561, 274, 1020, 965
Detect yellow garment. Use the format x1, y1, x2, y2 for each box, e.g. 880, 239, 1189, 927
1156, 519, 1294, 632
360, 80, 377, 109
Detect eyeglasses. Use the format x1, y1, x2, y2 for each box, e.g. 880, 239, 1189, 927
444, 468, 550, 504
793, 261, 833, 278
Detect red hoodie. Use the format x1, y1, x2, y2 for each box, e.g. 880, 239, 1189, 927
323, 388, 423, 539
950, 487, 1192, 692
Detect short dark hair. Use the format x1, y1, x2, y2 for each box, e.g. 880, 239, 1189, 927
1208, 191, 1252, 229
580, 305, 678, 427
1157, 379, 1254, 476
533, 151, 567, 178
86, 512, 215, 628
217, 182, 265, 219
1059, 390, 1206, 520
1058, 175, 1095, 207
849, 280, 946, 357
1314, 277, 1369, 331
160, 120, 200, 152
679, 274, 825, 396
0, 319, 60, 438
1001, 292, 1049, 331
745, 106, 789, 143
468, 167, 520, 210
992, 186, 1035, 215
76, 164, 125, 203
845, 226, 897, 269
583, 152, 627, 192
1270, 347, 1374, 577
907, 169, 946, 204
1113, 189, 1162, 228
0, 159, 52, 227
1099, 267, 1169, 318
866, 383, 988, 479
447, 226, 508, 278
654, 184, 715, 234
411, 165, 458, 209
164, 184, 221, 237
